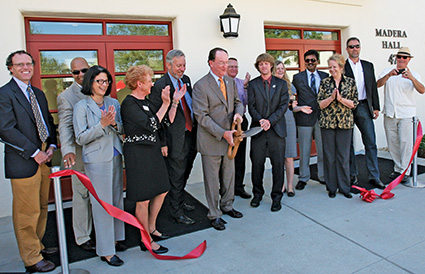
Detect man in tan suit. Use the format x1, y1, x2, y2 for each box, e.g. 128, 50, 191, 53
192, 47, 244, 230
57, 57, 95, 251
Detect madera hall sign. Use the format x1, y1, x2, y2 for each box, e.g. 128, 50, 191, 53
376, 28, 407, 49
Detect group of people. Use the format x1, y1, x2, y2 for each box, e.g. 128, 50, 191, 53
0, 36, 423, 272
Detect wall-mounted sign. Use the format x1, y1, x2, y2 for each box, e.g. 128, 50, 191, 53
376, 28, 407, 49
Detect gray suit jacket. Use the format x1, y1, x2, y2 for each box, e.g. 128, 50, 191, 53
192, 73, 243, 156
57, 82, 87, 168
73, 96, 123, 163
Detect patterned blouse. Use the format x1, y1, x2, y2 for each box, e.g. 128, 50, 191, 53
317, 74, 358, 129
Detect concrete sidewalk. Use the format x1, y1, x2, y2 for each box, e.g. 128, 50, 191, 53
1, 152, 425, 273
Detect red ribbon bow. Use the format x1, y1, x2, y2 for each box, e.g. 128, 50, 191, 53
352, 121, 423, 203
50, 169, 206, 260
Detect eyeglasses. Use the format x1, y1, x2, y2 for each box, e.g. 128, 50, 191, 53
71, 68, 89, 75
348, 45, 360, 49
397, 55, 409, 59
13, 62, 34, 68
95, 79, 111, 85
305, 58, 317, 63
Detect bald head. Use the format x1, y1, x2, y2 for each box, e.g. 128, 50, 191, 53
70, 57, 89, 85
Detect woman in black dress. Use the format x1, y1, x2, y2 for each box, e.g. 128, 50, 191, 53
121, 65, 185, 254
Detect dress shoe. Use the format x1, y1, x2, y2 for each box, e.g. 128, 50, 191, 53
389, 171, 401, 180
211, 218, 226, 230
328, 192, 336, 198
400, 175, 410, 184
183, 202, 195, 211
250, 197, 261, 207
370, 178, 385, 189
222, 209, 243, 218
343, 193, 353, 199
295, 180, 307, 190
41, 247, 59, 256
287, 190, 295, 197
174, 214, 195, 225
319, 180, 326, 185
150, 229, 171, 241
115, 241, 127, 252
350, 175, 358, 186
271, 200, 282, 212
25, 259, 55, 273
235, 190, 252, 199
79, 239, 96, 252
100, 255, 124, 267
139, 241, 169, 254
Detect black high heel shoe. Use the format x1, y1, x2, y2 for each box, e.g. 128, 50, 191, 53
150, 229, 170, 241
139, 240, 169, 254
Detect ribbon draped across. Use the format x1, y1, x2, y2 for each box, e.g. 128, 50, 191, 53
49, 169, 206, 259
352, 121, 423, 203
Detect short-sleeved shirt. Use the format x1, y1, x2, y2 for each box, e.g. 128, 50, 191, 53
379, 67, 423, 118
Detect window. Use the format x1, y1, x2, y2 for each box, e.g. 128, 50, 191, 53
26, 18, 173, 167
265, 26, 341, 81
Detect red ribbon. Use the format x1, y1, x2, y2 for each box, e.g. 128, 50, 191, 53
49, 169, 206, 260
352, 121, 423, 202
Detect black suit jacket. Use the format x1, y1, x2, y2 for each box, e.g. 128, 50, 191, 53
292, 70, 329, 127
150, 73, 197, 158
344, 59, 380, 118
0, 79, 57, 178
248, 75, 289, 138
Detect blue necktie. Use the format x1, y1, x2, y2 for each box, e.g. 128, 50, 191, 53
310, 73, 317, 93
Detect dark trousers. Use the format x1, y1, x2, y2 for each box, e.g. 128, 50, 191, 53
250, 129, 285, 201
165, 131, 196, 218
349, 101, 380, 180
322, 128, 352, 194
234, 115, 248, 193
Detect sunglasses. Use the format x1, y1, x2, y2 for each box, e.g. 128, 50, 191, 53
95, 79, 111, 85
348, 45, 360, 49
71, 68, 89, 75
305, 58, 317, 63
396, 55, 409, 59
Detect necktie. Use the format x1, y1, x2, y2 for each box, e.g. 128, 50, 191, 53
310, 73, 317, 93
219, 78, 227, 101
178, 81, 192, 132
264, 80, 271, 117
27, 84, 48, 143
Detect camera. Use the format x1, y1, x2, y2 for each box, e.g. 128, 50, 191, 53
397, 68, 406, 75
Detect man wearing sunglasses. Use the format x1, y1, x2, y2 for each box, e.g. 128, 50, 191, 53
377, 47, 425, 183
292, 49, 328, 190
57, 57, 96, 251
344, 37, 384, 189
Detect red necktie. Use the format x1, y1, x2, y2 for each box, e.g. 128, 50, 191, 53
178, 81, 192, 132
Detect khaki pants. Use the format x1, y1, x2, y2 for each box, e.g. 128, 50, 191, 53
11, 163, 51, 266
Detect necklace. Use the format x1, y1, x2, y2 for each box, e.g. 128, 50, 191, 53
95, 100, 104, 106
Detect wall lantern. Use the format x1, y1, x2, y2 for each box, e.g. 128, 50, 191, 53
219, 3, 240, 38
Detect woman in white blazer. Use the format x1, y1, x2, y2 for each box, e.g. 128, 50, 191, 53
73, 66, 126, 267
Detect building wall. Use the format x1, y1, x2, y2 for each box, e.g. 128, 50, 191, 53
1, 0, 424, 217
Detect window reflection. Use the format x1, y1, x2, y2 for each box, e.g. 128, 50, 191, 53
114, 50, 164, 73
30, 21, 102, 35
107, 23, 168, 36
304, 31, 338, 40
267, 50, 299, 68
318, 51, 335, 67
40, 51, 98, 75
264, 29, 301, 39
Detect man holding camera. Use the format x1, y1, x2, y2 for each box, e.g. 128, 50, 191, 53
377, 47, 424, 183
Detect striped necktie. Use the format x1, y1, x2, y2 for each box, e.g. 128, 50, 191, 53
27, 84, 48, 142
